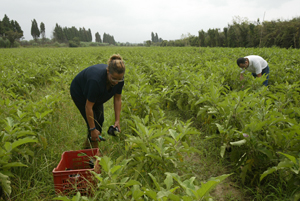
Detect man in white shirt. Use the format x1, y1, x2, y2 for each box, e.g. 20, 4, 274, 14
237, 55, 270, 86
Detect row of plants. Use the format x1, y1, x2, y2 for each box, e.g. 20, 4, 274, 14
0, 47, 213, 200
52, 47, 234, 200
54, 46, 300, 200
1, 46, 299, 200
120, 47, 300, 200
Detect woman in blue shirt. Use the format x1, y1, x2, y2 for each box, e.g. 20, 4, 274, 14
70, 54, 125, 148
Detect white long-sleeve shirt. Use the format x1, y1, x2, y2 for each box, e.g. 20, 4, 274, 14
241, 55, 268, 74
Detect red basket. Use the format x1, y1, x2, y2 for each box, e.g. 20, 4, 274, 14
52, 148, 101, 196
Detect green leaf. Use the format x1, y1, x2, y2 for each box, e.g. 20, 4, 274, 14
293, 192, 300, 201
71, 192, 81, 201
98, 156, 112, 173
0, 172, 11, 195
220, 144, 226, 158
149, 132, 165, 140
146, 153, 162, 161
197, 174, 232, 198
260, 160, 294, 181
15, 130, 36, 138
126, 137, 148, 153
40, 110, 53, 119
149, 173, 161, 190
215, 123, 225, 134
164, 173, 173, 190
53, 197, 70, 201
157, 190, 171, 199
169, 129, 180, 141
17, 110, 27, 118
144, 189, 157, 200
11, 137, 38, 150
2, 162, 27, 169
240, 164, 251, 184
110, 165, 122, 174
257, 147, 273, 159
124, 180, 141, 187
230, 139, 246, 146
278, 152, 297, 165
4, 117, 14, 129
132, 185, 144, 200
120, 177, 130, 184
182, 177, 196, 191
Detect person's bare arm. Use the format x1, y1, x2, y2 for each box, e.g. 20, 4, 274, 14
113, 93, 122, 132
85, 99, 101, 141
240, 73, 244, 80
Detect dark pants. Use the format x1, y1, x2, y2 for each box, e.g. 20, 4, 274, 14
71, 96, 104, 138
252, 65, 270, 86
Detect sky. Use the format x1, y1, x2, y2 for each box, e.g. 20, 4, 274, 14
1, 0, 300, 43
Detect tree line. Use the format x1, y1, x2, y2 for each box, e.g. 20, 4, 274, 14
0, 14, 117, 47
159, 16, 300, 48
52, 23, 115, 45
0, 14, 23, 47
151, 32, 163, 43
1, 14, 300, 48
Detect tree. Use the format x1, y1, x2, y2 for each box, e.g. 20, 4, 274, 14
151, 32, 155, 42
155, 33, 158, 42
214, 29, 220, 47
13, 21, 22, 34
248, 23, 255, 47
103, 32, 115, 45
199, 30, 205, 47
0, 20, 3, 36
227, 25, 237, 47
237, 22, 249, 47
223, 27, 228, 46
40, 22, 45, 39
88, 28, 92, 42
69, 37, 80, 47
31, 19, 40, 40
53, 23, 65, 43
0, 15, 23, 47
1, 14, 12, 35
146, 40, 151, 47
95, 32, 102, 43
207, 29, 216, 47
5, 30, 22, 46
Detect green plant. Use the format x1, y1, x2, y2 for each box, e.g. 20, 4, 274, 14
54, 155, 232, 201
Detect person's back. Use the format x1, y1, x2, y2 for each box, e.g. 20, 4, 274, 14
70, 54, 126, 149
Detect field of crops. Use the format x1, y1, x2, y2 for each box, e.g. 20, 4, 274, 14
0, 46, 300, 200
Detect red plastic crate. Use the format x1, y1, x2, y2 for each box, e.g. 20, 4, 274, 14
52, 148, 100, 196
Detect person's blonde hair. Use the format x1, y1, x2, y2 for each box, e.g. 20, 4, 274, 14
107, 54, 125, 74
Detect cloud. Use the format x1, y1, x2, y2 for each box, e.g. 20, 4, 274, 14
1, 0, 299, 43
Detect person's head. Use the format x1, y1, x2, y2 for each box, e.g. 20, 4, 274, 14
237, 57, 249, 69
107, 54, 125, 86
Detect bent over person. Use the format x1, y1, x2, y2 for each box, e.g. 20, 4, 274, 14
70, 54, 125, 148
237, 55, 270, 86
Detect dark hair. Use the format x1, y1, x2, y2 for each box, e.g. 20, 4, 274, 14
107, 54, 125, 74
237, 57, 246, 66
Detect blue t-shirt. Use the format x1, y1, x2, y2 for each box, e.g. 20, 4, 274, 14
70, 64, 124, 105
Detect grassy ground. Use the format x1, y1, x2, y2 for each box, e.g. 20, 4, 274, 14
164, 110, 250, 201
5, 48, 297, 201
6, 82, 251, 200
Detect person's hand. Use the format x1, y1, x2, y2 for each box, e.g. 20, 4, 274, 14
114, 121, 121, 132
240, 74, 244, 81
91, 129, 101, 141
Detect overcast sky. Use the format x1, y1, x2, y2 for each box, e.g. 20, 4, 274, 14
1, 0, 299, 43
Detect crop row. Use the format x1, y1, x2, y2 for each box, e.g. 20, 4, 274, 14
1, 47, 299, 200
